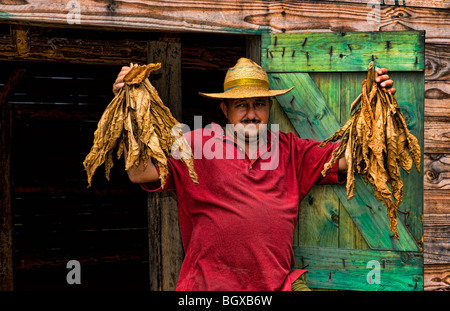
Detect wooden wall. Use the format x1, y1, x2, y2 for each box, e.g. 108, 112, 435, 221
0, 0, 448, 290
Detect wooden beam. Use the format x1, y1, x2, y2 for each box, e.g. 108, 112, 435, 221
0, 67, 26, 291
321, 0, 450, 9
10, 24, 30, 54
0, 26, 244, 69
0, 27, 148, 65
0, 1, 448, 43
146, 39, 183, 291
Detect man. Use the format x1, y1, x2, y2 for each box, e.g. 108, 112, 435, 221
112, 58, 395, 291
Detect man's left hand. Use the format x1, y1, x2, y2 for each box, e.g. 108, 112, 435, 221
375, 68, 396, 95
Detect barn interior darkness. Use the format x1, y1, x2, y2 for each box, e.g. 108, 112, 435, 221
1, 24, 246, 290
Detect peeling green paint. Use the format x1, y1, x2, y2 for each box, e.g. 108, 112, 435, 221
0, 11, 13, 19
220, 25, 271, 35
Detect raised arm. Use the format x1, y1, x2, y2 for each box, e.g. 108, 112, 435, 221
337, 67, 395, 173
113, 66, 160, 184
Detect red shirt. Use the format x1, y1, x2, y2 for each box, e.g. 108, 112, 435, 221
141, 123, 344, 291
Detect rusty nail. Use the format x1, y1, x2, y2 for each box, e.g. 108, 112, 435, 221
282, 47, 285, 57
292, 50, 295, 57
302, 37, 308, 47
342, 259, 346, 268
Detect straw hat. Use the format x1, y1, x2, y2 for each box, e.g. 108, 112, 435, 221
198, 58, 294, 99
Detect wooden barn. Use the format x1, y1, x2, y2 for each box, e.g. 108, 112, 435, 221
0, 0, 448, 291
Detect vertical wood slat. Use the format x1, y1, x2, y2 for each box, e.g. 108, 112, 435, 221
0, 68, 26, 291
146, 40, 183, 291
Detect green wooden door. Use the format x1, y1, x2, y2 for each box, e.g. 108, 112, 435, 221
262, 31, 424, 291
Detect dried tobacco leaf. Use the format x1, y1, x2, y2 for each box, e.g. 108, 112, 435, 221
83, 63, 198, 189
320, 62, 421, 239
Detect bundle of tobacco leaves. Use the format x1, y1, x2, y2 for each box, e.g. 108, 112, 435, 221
320, 62, 421, 239
83, 63, 198, 189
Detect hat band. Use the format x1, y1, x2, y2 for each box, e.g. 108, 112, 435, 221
223, 78, 269, 92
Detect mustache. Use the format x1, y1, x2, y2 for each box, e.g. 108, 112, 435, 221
240, 119, 261, 124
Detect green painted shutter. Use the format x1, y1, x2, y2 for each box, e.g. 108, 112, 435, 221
262, 31, 424, 291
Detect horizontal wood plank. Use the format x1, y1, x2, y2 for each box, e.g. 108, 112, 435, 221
324, 0, 450, 9
424, 214, 450, 264
423, 189, 450, 266
294, 245, 423, 291
0, 28, 148, 65
424, 264, 450, 291
0, 1, 448, 43
262, 31, 425, 72
424, 118, 450, 154
424, 189, 450, 214
424, 154, 450, 190
425, 81, 450, 117
425, 44, 450, 81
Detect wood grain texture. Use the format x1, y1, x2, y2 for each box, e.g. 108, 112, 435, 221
262, 31, 425, 72
0, 68, 26, 291
323, 0, 450, 9
0, 1, 448, 43
424, 264, 450, 291
425, 44, 450, 81
425, 154, 450, 190
425, 81, 450, 118
147, 40, 183, 291
424, 117, 450, 154
294, 245, 423, 291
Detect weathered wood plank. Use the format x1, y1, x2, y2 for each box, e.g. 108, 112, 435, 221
425, 154, 450, 190
262, 31, 425, 72
0, 26, 245, 69
425, 44, 450, 81
147, 40, 183, 291
0, 1, 448, 43
324, 0, 450, 9
298, 185, 340, 247
0, 67, 26, 291
424, 117, 450, 154
425, 81, 450, 118
424, 189, 450, 214
294, 245, 423, 291
424, 264, 450, 291
0, 26, 148, 65
424, 213, 450, 264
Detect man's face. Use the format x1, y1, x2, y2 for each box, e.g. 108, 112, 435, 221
220, 97, 272, 142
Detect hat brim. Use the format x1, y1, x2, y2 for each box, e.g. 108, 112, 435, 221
198, 86, 294, 100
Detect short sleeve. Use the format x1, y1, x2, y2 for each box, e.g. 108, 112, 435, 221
293, 136, 346, 198
139, 159, 176, 192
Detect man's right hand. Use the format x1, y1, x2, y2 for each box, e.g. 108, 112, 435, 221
112, 66, 132, 96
